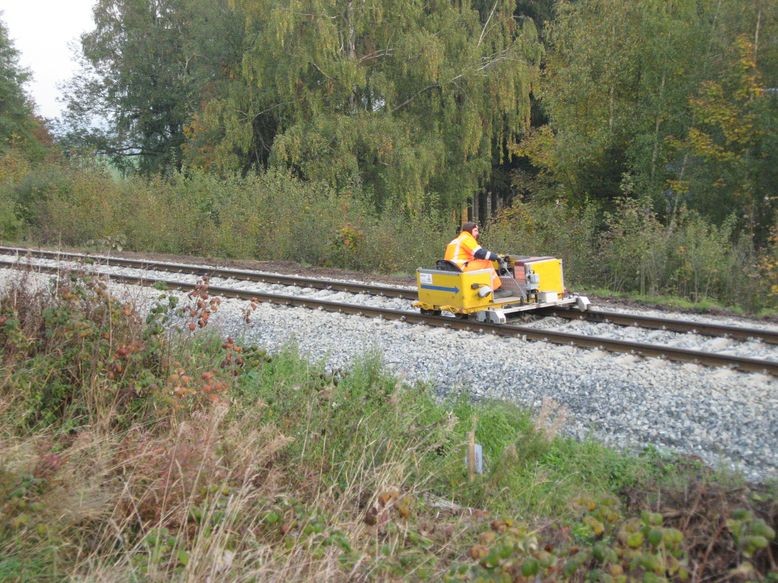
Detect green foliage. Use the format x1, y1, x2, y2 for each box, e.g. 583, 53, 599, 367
59, 0, 197, 174
536, 0, 705, 202
726, 508, 776, 560
0, 185, 22, 241
669, 33, 777, 242
486, 197, 600, 286
0, 275, 774, 579
63, 0, 543, 212
51, 0, 775, 248
0, 274, 178, 429
133, 527, 193, 576
450, 498, 692, 581
234, 349, 452, 501
598, 198, 669, 295
0, 17, 46, 162
3, 155, 775, 310
665, 211, 737, 302
596, 199, 777, 308
2, 160, 452, 273
3, 159, 120, 243
524, 0, 776, 242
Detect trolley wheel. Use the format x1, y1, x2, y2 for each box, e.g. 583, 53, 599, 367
420, 309, 442, 316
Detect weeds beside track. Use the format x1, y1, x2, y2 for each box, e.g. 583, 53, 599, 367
0, 270, 775, 580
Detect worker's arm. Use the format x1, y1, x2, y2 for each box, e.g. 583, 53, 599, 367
473, 247, 500, 261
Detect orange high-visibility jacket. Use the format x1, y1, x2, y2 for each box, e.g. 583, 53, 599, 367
444, 231, 501, 289
444, 231, 480, 267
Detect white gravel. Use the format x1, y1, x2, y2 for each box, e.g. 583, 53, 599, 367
1, 260, 776, 484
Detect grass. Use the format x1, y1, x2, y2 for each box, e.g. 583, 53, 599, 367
0, 272, 775, 581
583, 287, 778, 320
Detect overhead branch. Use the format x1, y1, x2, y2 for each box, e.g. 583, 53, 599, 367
358, 49, 394, 63
390, 49, 523, 113
478, 1, 499, 48
389, 83, 442, 113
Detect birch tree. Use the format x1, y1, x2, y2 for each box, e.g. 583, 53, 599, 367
185, 0, 543, 212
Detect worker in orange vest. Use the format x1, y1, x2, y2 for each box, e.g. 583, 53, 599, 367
444, 222, 507, 293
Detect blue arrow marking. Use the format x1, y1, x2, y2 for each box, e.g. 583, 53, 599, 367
421, 284, 459, 293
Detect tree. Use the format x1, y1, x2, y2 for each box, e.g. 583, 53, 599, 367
0, 14, 45, 160
519, 0, 776, 239
530, 0, 711, 203
670, 35, 777, 242
60, 0, 197, 174
184, 0, 543, 213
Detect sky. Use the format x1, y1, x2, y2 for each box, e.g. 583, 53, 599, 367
2, 0, 95, 120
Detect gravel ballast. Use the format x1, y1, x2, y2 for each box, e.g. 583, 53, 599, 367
1, 263, 776, 484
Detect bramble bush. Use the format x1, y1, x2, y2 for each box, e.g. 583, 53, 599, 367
0, 272, 171, 428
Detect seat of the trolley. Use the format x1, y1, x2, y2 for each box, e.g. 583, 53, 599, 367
434, 259, 462, 272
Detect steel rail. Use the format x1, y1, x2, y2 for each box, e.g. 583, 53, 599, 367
2, 259, 776, 376
543, 307, 778, 345
0, 245, 416, 299
1, 245, 776, 345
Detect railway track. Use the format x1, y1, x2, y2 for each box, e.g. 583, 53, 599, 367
0, 245, 776, 376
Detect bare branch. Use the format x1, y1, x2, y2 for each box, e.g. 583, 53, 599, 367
478, 1, 499, 48
358, 49, 394, 63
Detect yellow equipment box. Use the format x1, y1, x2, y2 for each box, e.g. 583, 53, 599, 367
514, 256, 565, 296
416, 267, 494, 313
413, 254, 588, 323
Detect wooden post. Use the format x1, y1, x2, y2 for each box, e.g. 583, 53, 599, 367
467, 416, 478, 482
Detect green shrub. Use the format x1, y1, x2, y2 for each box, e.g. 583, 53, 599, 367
0, 188, 22, 240
2, 157, 774, 311
453, 499, 694, 581
0, 149, 30, 240
5, 161, 123, 245
486, 198, 600, 288
666, 210, 736, 302
598, 197, 668, 294
0, 274, 774, 580
0, 273, 177, 429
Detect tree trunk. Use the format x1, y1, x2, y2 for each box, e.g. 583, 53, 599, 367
753, 2, 762, 67
346, 0, 357, 112
650, 72, 666, 181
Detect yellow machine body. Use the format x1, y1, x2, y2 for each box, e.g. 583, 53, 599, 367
415, 267, 494, 314
414, 255, 587, 321
518, 257, 565, 296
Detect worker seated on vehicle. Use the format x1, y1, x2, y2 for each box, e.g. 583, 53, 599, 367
444, 222, 511, 297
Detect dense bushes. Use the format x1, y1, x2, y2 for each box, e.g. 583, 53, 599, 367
0, 161, 450, 273
0, 158, 775, 312
0, 272, 172, 429
487, 198, 600, 286
489, 197, 776, 312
